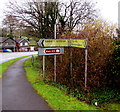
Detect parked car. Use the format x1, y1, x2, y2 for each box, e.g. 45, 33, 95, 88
3, 49, 12, 52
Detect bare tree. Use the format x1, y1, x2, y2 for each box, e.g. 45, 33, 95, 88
4, 0, 97, 39
58, 0, 97, 32
2, 15, 19, 37
6, 0, 58, 40
0, 27, 8, 37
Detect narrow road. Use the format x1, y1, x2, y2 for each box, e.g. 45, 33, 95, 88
0, 52, 37, 64
2, 57, 52, 111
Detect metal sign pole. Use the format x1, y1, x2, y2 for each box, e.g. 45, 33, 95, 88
54, 55, 57, 82
54, 2, 57, 82
70, 39, 73, 86
54, 37, 57, 82
70, 47, 73, 85
85, 48, 88, 89
43, 55, 45, 78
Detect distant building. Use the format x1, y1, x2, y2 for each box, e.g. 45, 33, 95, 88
0, 37, 30, 52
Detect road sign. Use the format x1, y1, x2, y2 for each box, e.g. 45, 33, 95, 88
71, 39, 87, 48
38, 39, 87, 48
38, 48, 64, 56
38, 39, 70, 48
45, 48, 60, 54
38, 38, 88, 88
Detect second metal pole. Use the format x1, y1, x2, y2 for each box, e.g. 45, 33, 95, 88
43, 55, 45, 78
54, 55, 57, 82
70, 47, 73, 86
54, 2, 57, 82
85, 48, 88, 89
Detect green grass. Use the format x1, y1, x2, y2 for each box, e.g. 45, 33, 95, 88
24, 57, 120, 111
29, 39, 36, 46
24, 58, 99, 110
107, 104, 120, 110
0, 55, 31, 78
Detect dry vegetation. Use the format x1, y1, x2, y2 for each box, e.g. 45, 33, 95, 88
45, 20, 117, 92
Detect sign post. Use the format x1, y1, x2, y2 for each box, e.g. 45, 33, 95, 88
54, 55, 57, 82
38, 48, 64, 79
84, 39, 88, 89
38, 38, 88, 88
70, 48, 73, 85
43, 55, 45, 78
54, 3, 57, 82
85, 48, 88, 89
70, 39, 73, 86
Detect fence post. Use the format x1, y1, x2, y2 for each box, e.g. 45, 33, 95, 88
31, 55, 34, 66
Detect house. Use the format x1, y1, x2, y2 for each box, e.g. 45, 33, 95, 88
0, 37, 31, 52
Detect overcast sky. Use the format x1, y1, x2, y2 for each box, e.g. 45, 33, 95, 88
94, 0, 119, 24
0, 0, 119, 27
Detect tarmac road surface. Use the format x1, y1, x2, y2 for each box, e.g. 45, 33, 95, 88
2, 57, 52, 111
0, 52, 37, 64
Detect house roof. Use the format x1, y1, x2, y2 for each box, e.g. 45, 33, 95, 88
0, 37, 8, 42
16, 38, 29, 43
0, 37, 29, 43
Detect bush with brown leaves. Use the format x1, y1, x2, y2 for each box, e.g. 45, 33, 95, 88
44, 20, 116, 91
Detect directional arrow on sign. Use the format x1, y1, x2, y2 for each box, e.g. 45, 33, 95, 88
38, 39, 44, 47
38, 39, 87, 48
38, 39, 70, 48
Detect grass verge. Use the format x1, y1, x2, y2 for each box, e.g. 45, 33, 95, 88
24, 57, 100, 110
0, 55, 31, 78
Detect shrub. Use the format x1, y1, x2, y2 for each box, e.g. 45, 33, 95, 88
42, 20, 116, 91
105, 46, 120, 90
